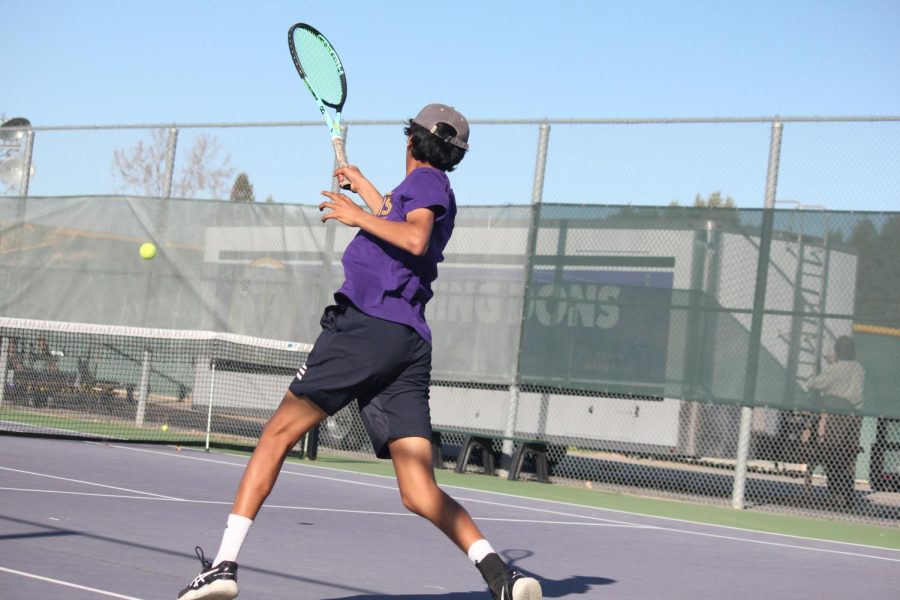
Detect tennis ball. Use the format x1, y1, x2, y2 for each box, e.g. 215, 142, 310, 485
139, 242, 157, 260
160, 423, 169, 432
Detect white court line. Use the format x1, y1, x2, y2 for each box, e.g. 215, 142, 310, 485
39, 443, 900, 561
0, 487, 635, 527
0, 466, 182, 500
0, 420, 88, 437
6, 479, 885, 557
0, 487, 183, 501
636, 524, 900, 563
0, 565, 142, 599
108, 445, 900, 556
103, 444, 650, 528
206, 445, 900, 554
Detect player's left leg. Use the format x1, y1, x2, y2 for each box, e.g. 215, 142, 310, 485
389, 436, 542, 600
389, 435, 483, 550
231, 392, 327, 518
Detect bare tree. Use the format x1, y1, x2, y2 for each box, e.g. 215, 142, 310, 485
112, 129, 235, 199
668, 192, 737, 208
693, 191, 735, 208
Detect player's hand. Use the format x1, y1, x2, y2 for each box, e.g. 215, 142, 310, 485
333, 165, 368, 194
319, 191, 365, 227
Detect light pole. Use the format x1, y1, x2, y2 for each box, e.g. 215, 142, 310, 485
0, 117, 35, 196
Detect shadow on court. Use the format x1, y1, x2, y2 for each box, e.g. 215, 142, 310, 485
323, 550, 615, 598
0, 513, 390, 594
0, 530, 77, 541
322, 574, 617, 599
1, 512, 616, 597
321, 575, 616, 599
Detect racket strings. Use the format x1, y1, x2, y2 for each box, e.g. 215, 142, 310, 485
293, 29, 345, 105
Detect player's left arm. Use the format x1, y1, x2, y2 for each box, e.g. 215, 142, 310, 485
319, 190, 434, 256
332, 165, 384, 214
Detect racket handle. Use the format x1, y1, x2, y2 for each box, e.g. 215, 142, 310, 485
331, 136, 351, 190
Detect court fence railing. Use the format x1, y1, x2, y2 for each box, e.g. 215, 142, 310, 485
2, 115, 900, 526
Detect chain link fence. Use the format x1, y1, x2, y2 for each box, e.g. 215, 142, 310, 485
2, 117, 899, 525
3, 116, 899, 208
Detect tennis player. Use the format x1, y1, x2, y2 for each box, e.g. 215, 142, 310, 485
178, 104, 542, 600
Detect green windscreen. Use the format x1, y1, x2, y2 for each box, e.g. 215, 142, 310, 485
2, 197, 899, 419
515, 204, 900, 417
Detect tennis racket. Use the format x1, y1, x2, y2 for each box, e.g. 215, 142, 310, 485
288, 23, 351, 190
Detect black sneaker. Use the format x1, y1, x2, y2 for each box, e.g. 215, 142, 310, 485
497, 571, 542, 600
177, 546, 239, 600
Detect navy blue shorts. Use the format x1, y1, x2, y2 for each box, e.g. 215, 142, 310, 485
288, 300, 432, 459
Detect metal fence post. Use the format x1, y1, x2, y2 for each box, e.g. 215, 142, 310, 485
504, 123, 551, 463
732, 120, 783, 509
530, 123, 551, 206
162, 127, 178, 199
19, 130, 35, 197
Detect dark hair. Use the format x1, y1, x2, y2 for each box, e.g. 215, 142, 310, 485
834, 335, 856, 361
403, 120, 467, 172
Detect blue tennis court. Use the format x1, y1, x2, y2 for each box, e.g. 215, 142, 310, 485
2, 435, 899, 599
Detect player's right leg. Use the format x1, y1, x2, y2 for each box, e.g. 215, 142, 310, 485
177, 392, 326, 600
179, 301, 370, 599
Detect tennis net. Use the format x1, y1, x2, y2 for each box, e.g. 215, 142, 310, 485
0, 317, 312, 449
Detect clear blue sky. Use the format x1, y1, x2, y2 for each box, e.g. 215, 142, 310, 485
1, 0, 898, 209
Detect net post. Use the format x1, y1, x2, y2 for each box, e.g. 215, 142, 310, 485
135, 350, 151, 428
306, 424, 320, 460
0, 337, 8, 410
731, 120, 783, 510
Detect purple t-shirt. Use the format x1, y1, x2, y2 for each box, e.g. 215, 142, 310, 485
336, 167, 457, 345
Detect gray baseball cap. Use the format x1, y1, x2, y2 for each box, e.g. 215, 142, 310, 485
412, 103, 469, 150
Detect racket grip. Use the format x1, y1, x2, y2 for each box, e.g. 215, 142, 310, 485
331, 136, 351, 190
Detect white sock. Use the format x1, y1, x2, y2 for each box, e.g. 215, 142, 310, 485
212, 514, 253, 566
467, 539, 495, 564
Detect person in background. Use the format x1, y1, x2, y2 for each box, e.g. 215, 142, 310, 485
806, 335, 865, 507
